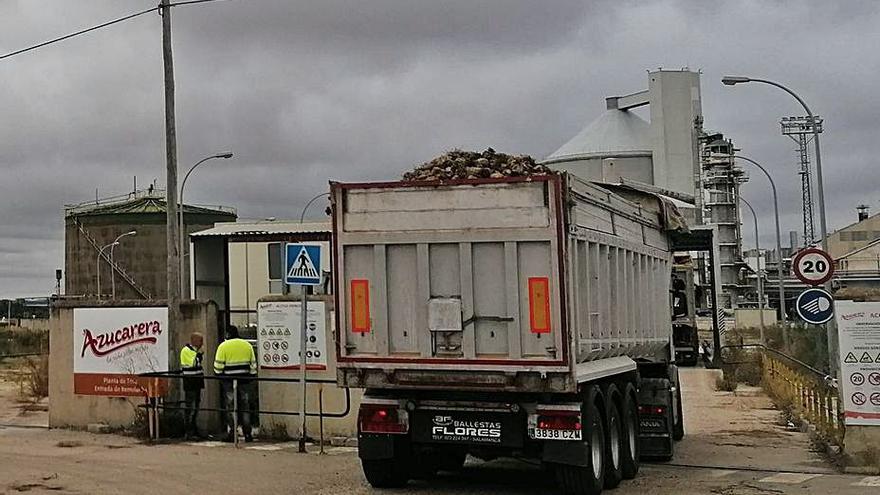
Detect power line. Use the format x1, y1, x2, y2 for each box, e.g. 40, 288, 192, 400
0, 0, 232, 62
0, 7, 158, 61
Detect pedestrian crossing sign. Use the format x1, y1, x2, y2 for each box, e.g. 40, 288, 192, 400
285, 243, 322, 286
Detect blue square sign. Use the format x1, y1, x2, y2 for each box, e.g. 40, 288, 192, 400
285, 243, 322, 286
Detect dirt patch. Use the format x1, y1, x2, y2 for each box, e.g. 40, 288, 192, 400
715, 428, 787, 439
55, 441, 83, 448
9, 482, 65, 492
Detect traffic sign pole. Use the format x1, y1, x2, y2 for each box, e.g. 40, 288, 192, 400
299, 285, 308, 453
285, 243, 322, 453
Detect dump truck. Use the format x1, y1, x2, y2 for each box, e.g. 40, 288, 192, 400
331, 173, 686, 495
671, 255, 699, 366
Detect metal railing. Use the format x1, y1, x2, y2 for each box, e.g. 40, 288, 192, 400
138, 372, 352, 452
721, 344, 843, 446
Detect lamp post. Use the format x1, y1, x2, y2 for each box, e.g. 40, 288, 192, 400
96, 241, 119, 299
735, 155, 788, 335
739, 195, 766, 344
179, 152, 233, 296
110, 231, 137, 299
299, 192, 330, 223
721, 77, 826, 251
722, 76, 837, 372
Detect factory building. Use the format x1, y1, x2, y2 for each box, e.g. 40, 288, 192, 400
64, 188, 236, 300
543, 69, 750, 311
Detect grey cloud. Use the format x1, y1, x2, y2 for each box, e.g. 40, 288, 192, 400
2, 0, 880, 296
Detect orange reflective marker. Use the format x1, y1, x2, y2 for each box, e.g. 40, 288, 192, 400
528, 277, 551, 334
351, 279, 371, 333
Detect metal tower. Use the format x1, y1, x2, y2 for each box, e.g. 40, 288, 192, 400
781, 116, 823, 246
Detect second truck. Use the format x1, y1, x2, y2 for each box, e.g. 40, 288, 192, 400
332, 172, 687, 495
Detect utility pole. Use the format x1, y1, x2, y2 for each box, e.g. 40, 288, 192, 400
161, 0, 181, 331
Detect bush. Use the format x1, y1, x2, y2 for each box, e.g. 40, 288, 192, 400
20, 354, 49, 399
715, 372, 738, 392
763, 323, 829, 373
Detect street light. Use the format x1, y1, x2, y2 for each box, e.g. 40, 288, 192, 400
735, 155, 788, 333
110, 230, 137, 299
739, 195, 766, 344
179, 152, 234, 296
722, 76, 836, 371
96, 241, 119, 299
721, 76, 827, 253
299, 192, 330, 223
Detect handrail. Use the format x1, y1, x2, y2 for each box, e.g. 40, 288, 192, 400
137, 371, 353, 446
720, 343, 834, 383
719, 343, 843, 446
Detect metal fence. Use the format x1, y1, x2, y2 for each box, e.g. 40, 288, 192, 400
722, 344, 843, 447
138, 372, 352, 451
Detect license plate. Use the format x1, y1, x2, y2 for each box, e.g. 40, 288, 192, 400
532, 428, 582, 441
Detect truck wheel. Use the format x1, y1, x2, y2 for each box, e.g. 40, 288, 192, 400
555, 385, 605, 495
620, 383, 640, 479
361, 458, 409, 488
672, 381, 684, 441
602, 385, 624, 489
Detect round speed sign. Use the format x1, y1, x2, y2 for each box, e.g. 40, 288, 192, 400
792, 247, 834, 286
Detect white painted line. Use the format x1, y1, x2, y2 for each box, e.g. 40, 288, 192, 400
855, 476, 880, 487
758, 472, 822, 484
706, 469, 738, 478
186, 441, 226, 448
246, 445, 283, 451
325, 446, 359, 455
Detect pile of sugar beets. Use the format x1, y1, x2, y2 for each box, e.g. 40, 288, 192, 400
402, 148, 553, 181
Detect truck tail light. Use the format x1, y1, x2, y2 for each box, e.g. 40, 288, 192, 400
359, 403, 408, 434
536, 410, 582, 431
639, 405, 666, 416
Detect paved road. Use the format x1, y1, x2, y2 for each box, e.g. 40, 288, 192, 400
1, 368, 875, 494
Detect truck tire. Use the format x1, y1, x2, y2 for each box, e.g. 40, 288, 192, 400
620, 383, 640, 479
602, 384, 624, 489
361, 458, 409, 488
672, 381, 684, 441
555, 385, 605, 495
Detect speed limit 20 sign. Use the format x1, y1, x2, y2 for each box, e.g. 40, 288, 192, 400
793, 247, 834, 286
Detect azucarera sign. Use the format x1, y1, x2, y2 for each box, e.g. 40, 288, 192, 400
73, 307, 169, 396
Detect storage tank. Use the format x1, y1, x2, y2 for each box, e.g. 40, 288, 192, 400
64, 188, 236, 300
542, 108, 654, 185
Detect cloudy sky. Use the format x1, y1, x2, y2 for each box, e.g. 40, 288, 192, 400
1, 0, 878, 297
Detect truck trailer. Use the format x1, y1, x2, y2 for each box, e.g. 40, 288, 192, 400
331, 173, 686, 494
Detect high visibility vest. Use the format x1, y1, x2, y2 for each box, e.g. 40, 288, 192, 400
180, 344, 204, 376
214, 338, 257, 376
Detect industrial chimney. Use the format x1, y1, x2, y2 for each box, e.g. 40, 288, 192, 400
858, 204, 870, 222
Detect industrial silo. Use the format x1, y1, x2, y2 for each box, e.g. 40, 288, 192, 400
64, 188, 236, 300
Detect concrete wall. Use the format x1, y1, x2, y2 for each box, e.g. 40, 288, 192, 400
733, 309, 778, 330
256, 294, 361, 440
49, 299, 222, 431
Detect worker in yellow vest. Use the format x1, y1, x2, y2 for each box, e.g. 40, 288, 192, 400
179, 332, 205, 439
214, 325, 257, 442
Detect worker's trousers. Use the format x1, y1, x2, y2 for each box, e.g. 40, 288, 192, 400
221, 378, 253, 437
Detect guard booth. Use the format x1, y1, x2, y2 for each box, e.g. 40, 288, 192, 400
189, 220, 360, 440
